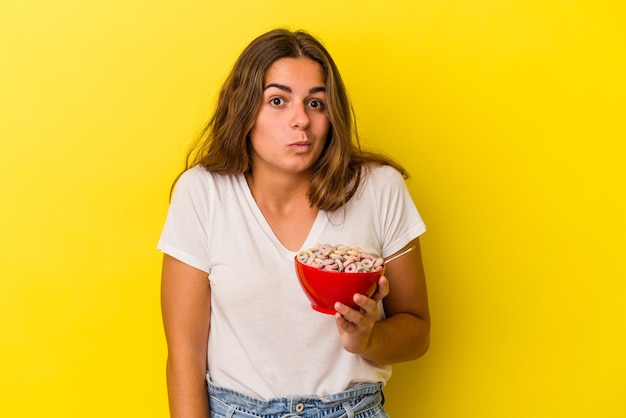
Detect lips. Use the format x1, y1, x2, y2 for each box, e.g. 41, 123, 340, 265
288, 140, 312, 153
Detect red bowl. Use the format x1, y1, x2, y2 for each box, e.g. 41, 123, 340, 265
294, 258, 385, 314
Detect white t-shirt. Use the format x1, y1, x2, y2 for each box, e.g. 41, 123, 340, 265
157, 164, 426, 399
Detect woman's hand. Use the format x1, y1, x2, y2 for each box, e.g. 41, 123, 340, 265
333, 275, 390, 355
333, 238, 431, 365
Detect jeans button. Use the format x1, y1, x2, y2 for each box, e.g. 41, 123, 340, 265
295, 402, 305, 413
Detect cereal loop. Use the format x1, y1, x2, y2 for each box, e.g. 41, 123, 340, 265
296, 244, 384, 273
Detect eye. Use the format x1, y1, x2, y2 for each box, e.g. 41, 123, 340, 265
269, 97, 286, 106
307, 99, 325, 110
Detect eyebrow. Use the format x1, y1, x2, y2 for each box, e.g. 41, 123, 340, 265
264, 83, 326, 94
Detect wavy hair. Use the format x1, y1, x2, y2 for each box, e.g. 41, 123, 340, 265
179, 28, 407, 211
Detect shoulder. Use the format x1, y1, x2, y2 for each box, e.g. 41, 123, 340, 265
175, 165, 234, 191
171, 166, 241, 205
363, 164, 406, 188
177, 165, 211, 184
348, 164, 408, 204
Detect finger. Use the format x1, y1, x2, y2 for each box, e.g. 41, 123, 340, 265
334, 310, 352, 329
334, 302, 364, 325
353, 293, 378, 316
370, 275, 390, 302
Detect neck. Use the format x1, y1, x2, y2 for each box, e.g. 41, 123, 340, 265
245, 171, 312, 213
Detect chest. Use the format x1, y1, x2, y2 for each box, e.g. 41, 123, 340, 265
260, 204, 318, 251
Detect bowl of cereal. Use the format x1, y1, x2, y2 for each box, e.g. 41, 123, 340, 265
294, 243, 385, 314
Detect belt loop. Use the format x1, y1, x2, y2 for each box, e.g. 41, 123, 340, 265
342, 401, 355, 418
226, 405, 236, 418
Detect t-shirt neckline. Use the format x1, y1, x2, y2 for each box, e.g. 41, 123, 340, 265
237, 173, 326, 259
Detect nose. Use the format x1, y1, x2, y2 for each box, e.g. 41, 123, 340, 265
290, 103, 310, 130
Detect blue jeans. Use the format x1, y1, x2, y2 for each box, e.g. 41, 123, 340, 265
206, 373, 390, 418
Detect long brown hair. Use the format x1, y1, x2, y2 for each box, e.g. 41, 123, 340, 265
179, 28, 407, 211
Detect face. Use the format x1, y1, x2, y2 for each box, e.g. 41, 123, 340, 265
248, 57, 330, 177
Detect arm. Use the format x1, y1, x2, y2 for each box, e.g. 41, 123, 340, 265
334, 237, 431, 365
161, 254, 211, 418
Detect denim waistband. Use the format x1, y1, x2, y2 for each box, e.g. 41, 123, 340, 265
206, 372, 386, 418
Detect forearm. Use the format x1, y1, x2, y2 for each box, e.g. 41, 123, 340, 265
166, 355, 209, 418
361, 313, 430, 365
161, 255, 212, 418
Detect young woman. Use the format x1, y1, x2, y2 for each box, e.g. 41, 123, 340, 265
158, 28, 430, 418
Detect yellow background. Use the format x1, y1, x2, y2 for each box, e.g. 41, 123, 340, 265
1, 1, 624, 417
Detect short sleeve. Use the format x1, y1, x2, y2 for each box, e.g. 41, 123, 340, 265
369, 165, 426, 258
157, 167, 212, 273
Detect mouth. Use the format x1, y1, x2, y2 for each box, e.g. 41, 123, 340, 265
288, 140, 312, 153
